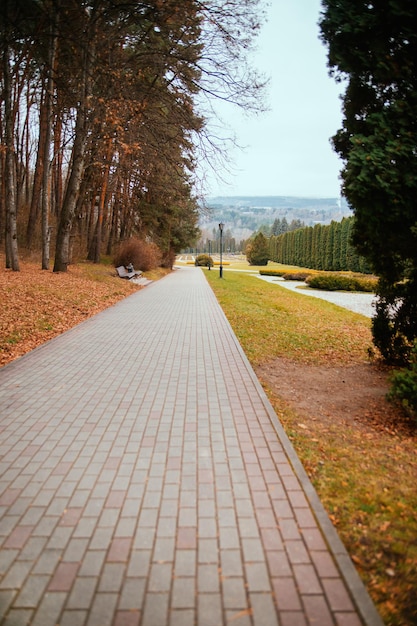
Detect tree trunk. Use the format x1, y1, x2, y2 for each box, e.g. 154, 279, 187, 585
53, 33, 94, 272
26, 86, 46, 248
53, 105, 88, 272
52, 112, 63, 217
87, 139, 112, 263
41, 6, 57, 270
2, 28, 19, 271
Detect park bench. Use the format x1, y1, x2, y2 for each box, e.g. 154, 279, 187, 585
116, 265, 142, 280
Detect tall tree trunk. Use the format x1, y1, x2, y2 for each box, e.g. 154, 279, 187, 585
106, 175, 121, 256
53, 104, 88, 272
52, 111, 63, 217
26, 85, 46, 248
41, 4, 58, 270
0, 114, 5, 247
87, 138, 112, 263
53, 35, 94, 272
2, 25, 19, 270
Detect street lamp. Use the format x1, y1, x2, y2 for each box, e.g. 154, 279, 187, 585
219, 222, 224, 278
208, 240, 211, 270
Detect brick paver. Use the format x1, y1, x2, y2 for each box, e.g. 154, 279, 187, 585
0, 266, 383, 625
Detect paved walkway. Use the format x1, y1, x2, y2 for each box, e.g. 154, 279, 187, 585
256, 275, 376, 318
0, 267, 383, 626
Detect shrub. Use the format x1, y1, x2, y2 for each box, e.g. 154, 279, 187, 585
283, 272, 314, 281
161, 248, 176, 269
114, 238, 162, 272
372, 279, 416, 364
306, 272, 376, 292
388, 342, 417, 421
259, 270, 286, 277
195, 254, 213, 267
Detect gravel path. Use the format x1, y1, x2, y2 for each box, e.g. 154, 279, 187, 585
256, 274, 376, 318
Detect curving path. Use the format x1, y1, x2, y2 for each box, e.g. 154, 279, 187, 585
256, 275, 376, 318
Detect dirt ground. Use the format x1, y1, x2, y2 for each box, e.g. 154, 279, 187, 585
255, 358, 413, 436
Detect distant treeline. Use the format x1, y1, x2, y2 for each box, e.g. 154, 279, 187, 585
268, 216, 372, 273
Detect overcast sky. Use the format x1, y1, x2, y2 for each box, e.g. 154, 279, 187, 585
202, 1, 345, 199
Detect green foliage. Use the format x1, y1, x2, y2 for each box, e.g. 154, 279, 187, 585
195, 254, 213, 267
388, 342, 417, 421
246, 232, 269, 266
320, 1, 417, 363
259, 269, 314, 281
269, 216, 368, 273
259, 269, 285, 277
283, 272, 314, 282
306, 273, 377, 293
372, 277, 417, 364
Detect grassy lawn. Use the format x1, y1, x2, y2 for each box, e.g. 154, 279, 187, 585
204, 266, 417, 626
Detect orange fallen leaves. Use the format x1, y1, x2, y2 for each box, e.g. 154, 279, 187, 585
0, 258, 139, 368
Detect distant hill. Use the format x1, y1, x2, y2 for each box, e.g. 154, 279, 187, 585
199, 196, 352, 241
207, 195, 348, 210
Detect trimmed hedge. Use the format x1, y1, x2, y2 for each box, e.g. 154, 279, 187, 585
283, 271, 315, 281
259, 270, 286, 277
259, 269, 315, 281
306, 273, 377, 292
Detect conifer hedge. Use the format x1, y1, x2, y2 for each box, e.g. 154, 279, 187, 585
269, 216, 371, 273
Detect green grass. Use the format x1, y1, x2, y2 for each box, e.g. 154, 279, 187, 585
204, 268, 372, 365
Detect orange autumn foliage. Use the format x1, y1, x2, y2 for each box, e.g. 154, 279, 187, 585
0, 257, 139, 368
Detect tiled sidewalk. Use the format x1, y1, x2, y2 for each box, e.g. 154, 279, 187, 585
0, 266, 383, 626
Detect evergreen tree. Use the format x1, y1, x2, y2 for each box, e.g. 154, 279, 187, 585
320, 1, 417, 363
246, 232, 269, 265
325, 222, 334, 271
271, 218, 281, 235
332, 222, 342, 271
340, 217, 350, 271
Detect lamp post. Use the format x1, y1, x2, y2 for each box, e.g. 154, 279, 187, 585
208, 240, 211, 270
219, 222, 224, 278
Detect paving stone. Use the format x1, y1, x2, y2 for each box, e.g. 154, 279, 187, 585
113, 610, 141, 626
3, 526, 34, 549
148, 562, 172, 593
118, 578, 146, 611
251, 593, 280, 626
171, 577, 196, 609
98, 563, 125, 592
197, 593, 222, 626
67, 577, 97, 609
0, 590, 16, 620
197, 563, 220, 593
141, 593, 169, 626
14, 574, 49, 608
169, 608, 195, 626
48, 562, 79, 592
301, 594, 334, 626
222, 577, 248, 610
245, 561, 271, 593
278, 611, 308, 626
1, 608, 34, 625
322, 578, 357, 612
0, 561, 32, 589
86, 592, 118, 626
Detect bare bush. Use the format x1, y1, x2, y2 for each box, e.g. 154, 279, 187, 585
114, 238, 162, 272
